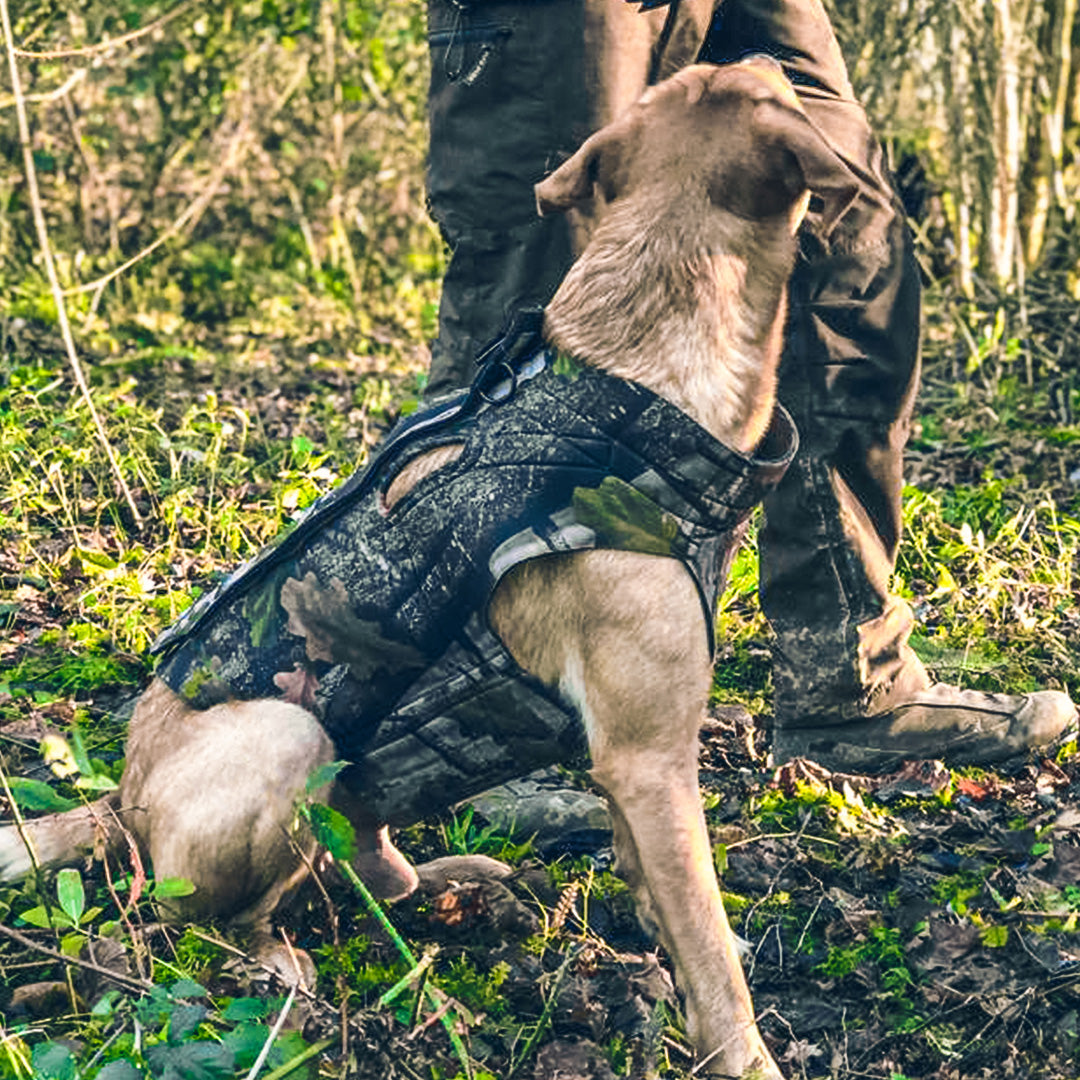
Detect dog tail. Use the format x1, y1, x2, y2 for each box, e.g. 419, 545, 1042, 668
0, 795, 123, 882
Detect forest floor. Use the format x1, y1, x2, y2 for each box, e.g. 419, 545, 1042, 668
1, 274, 1080, 1080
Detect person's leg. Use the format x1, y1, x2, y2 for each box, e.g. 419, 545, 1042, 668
701, 0, 1075, 770
425, 0, 588, 398
425, 0, 716, 397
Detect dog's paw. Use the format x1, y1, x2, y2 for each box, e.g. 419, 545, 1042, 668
414, 854, 513, 894
0, 825, 36, 881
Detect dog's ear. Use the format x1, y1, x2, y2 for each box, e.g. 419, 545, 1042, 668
754, 100, 861, 236
536, 126, 621, 216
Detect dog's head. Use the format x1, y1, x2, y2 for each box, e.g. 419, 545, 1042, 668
535, 58, 859, 237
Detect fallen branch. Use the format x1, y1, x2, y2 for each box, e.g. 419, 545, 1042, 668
0, 67, 86, 111
242, 984, 296, 1080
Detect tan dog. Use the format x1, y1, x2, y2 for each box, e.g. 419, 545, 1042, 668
1, 60, 860, 1078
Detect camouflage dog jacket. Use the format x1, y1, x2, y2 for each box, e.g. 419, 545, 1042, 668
152, 343, 797, 824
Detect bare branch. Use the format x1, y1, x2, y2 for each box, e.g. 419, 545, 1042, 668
13, 0, 195, 61
0, 66, 85, 110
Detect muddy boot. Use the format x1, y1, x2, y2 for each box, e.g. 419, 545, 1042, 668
774, 681, 1077, 773
760, 192, 1078, 772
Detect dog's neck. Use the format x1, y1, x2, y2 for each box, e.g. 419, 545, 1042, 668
543, 192, 796, 454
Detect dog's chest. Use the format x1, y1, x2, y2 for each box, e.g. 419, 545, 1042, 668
152, 360, 795, 822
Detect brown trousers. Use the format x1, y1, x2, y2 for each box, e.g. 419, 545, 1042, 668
425, 0, 929, 726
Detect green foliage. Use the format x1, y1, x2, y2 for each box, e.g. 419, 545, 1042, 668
7, 979, 311, 1079
441, 804, 534, 863
817, 925, 920, 1030
932, 871, 986, 916
440, 956, 511, 1019
750, 778, 900, 840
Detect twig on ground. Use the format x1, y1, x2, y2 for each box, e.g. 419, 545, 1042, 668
81, 1021, 128, 1073
725, 830, 839, 851
180, 927, 320, 1003
0, 67, 86, 111
794, 891, 825, 957
0, 923, 152, 994
242, 984, 296, 1080
378, 947, 439, 1008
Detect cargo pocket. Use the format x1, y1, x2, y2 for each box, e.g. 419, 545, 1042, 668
426, 0, 587, 236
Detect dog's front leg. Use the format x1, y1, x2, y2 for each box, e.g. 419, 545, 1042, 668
492, 552, 782, 1079
582, 568, 780, 1079
595, 743, 779, 1079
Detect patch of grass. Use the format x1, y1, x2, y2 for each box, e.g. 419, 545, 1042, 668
441, 805, 535, 864
440, 956, 511, 1018
897, 482, 1077, 693
3, 645, 142, 696
817, 924, 921, 1030
750, 779, 902, 841
931, 870, 987, 916
314, 935, 408, 1004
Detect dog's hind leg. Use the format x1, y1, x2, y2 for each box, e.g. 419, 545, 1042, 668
124, 681, 417, 921
120, 690, 337, 926
0, 795, 122, 882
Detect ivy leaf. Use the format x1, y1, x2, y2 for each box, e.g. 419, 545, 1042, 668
145, 1040, 234, 1080
56, 868, 85, 926
134, 984, 174, 1026
6, 777, 78, 812
307, 802, 357, 863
